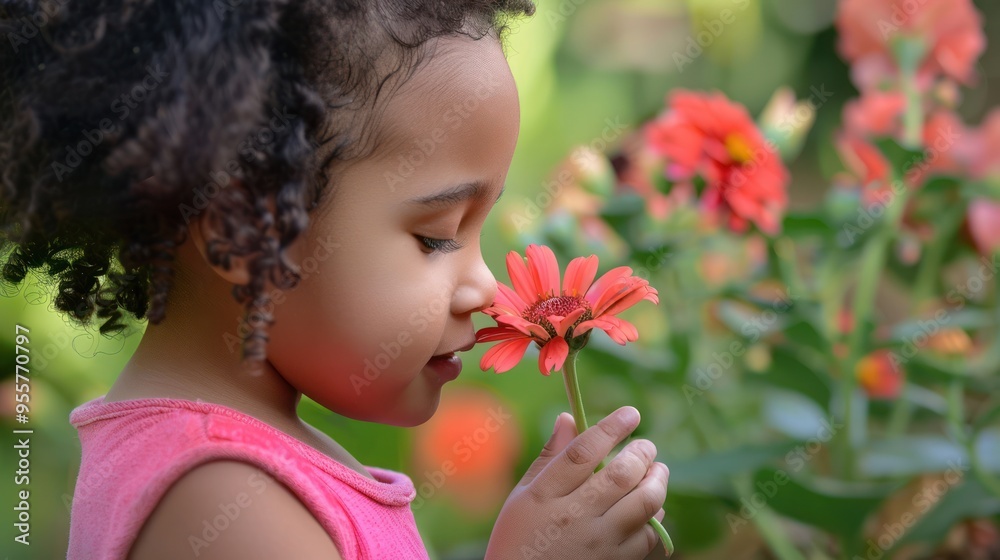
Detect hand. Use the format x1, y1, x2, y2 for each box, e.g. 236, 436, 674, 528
485, 406, 669, 560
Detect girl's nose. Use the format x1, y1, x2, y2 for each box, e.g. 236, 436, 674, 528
453, 254, 497, 315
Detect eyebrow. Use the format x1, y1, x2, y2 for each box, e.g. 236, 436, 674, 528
404, 181, 505, 210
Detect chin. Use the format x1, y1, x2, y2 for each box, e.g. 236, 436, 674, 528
388, 392, 442, 428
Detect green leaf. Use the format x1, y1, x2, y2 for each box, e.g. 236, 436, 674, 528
668, 441, 801, 493
748, 346, 832, 411
760, 389, 832, 440
664, 493, 729, 551
750, 468, 898, 540
859, 436, 968, 478
781, 212, 835, 238
859, 432, 1000, 479
598, 191, 646, 239
874, 137, 925, 179
890, 478, 1000, 551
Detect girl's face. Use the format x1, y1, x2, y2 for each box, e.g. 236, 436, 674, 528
268, 34, 519, 427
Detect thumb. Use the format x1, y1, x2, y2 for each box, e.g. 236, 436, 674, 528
517, 412, 578, 488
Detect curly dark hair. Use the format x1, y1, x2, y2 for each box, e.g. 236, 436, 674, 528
0, 0, 534, 362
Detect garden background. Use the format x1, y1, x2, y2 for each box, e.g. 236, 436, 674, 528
2, 0, 1000, 558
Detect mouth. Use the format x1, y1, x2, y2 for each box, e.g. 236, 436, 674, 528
427, 340, 475, 382
427, 352, 463, 382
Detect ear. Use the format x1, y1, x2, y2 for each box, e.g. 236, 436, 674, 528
187, 212, 252, 286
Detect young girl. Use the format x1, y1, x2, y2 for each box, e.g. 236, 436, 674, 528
0, 1, 670, 558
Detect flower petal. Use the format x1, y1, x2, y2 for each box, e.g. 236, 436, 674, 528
481, 337, 533, 374
526, 244, 561, 299
643, 285, 659, 305
475, 326, 525, 343
563, 255, 599, 297
584, 266, 634, 307
574, 317, 636, 345
492, 282, 529, 316
547, 307, 588, 338
495, 314, 550, 340
538, 336, 569, 376
506, 251, 537, 304
595, 280, 654, 318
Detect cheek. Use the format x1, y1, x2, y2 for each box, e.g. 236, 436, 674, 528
268, 247, 448, 384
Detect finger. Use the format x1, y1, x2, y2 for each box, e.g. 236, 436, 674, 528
534, 406, 641, 498
582, 438, 656, 513
517, 412, 578, 488
618, 522, 660, 558
605, 462, 669, 540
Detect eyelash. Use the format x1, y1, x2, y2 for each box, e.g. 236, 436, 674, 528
417, 236, 465, 254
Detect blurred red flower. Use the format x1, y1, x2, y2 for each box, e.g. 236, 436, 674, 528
644, 90, 789, 235
835, 91, 966, 199
835, 0, 985, 90
855, 349, 904, 399
411, 386, 521, 516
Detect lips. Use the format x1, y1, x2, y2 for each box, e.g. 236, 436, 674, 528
426, 338, 475, 382
427, 353, 462, 382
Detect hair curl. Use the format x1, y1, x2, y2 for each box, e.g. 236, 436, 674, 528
0, 0, 534, 362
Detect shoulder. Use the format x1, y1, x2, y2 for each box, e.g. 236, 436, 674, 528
127, 460, 344, 560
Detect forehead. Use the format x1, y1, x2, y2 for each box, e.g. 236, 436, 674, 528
366, 34, 520, 164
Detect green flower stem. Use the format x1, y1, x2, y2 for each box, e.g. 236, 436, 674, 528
561, 351, 675, 557
838, 184, 912, 479
895, 38, 927, 150
947, 379, 1000, 500
689, 405, 807, 560
912, 205, 965, 312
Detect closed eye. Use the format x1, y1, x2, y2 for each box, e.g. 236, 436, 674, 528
417, 236, 464, 254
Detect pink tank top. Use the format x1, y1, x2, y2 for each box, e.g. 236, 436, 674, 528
67, 396, 430, 560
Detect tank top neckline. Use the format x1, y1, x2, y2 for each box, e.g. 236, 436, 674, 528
70, 395, 416, 505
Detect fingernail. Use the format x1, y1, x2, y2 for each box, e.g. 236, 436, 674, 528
622, 406, 640, 425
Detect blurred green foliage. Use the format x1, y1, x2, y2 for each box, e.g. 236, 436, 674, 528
3, 1, 1000, 559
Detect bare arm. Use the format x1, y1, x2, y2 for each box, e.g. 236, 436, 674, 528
127, 460, 344, 560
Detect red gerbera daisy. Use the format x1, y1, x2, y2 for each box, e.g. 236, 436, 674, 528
644, 90, 790, 235
476, 244, 658, 375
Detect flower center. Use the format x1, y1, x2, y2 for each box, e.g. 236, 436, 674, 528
523, 295, 592, 339
725, 133, 755, 164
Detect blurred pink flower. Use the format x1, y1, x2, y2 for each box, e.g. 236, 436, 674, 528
645, 90, 789, 235
844, 91, 907, 137
955, 109, 1000, 180
836, 0, 985, 90
836, 91, 968, 199
476, 244, 658, 375
967, 199, 1000, 256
